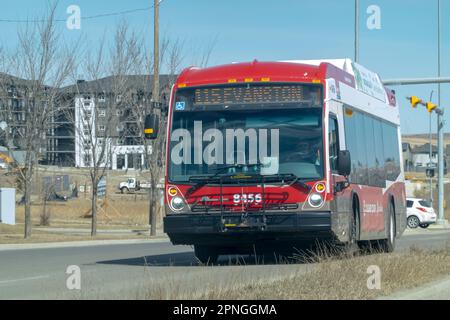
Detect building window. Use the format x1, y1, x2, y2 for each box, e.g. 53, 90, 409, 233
83, 110, 92, 121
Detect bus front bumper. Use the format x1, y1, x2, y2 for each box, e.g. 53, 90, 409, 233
164, 212, 333, 246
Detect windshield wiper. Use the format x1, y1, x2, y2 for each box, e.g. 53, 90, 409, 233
285, 174, 312, 191
186, 169, 312, 197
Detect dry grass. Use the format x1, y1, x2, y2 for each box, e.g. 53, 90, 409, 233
0, 195, 163, 244
139, 245, 450, 300
13, 196, 160, 227
1, 165, 160, 229
0, 223, 149, 244
402, 134, 450, 147
1, 169, 164, 244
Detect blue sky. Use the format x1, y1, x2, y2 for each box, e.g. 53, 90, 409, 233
0, 0, 449, 134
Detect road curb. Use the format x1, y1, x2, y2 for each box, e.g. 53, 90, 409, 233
0, 237, 170, 252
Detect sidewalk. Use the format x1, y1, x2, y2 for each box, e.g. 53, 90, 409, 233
380, 276, 450, 300
34, 227, 151, 236
0, 235, 169, 251
427, 223, 450, 230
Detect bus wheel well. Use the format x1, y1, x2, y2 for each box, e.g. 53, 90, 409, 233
352, 194, 360, 219
389, 195, 396, 231
349, 193, 361, 243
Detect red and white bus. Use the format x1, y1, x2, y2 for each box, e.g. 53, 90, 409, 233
146, 59, 406, 263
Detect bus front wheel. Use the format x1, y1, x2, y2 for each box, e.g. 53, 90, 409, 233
346, 198, 361, 255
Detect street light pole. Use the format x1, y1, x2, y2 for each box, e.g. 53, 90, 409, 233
429, 90, 434, 204
436, 0, 446, 225
437, 111, 445, 224
355, 0, 360, 63
152, 0, 160, 105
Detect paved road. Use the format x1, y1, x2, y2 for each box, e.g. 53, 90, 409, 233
0, 228, 449, 300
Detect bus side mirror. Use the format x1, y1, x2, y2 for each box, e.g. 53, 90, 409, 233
144, 114, 159, 140
338, 150, 351, 176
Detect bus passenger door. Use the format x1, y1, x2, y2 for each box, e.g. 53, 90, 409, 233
329, 114, 353, 242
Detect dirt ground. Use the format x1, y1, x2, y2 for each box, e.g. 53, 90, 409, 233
0, 166, 164, 243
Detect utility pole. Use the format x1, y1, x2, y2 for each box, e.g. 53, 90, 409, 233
149, 0, 160, 237
354, 0, 360, 63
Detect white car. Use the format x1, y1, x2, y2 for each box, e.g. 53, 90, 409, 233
406, 198, 437, 229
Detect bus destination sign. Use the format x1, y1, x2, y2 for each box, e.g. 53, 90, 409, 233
194, 85, 310, 106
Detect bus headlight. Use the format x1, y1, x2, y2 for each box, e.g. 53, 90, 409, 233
308, 193, 324, 207
171, 196, 186, 211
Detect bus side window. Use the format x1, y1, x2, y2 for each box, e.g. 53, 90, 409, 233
329, 115, 339, 173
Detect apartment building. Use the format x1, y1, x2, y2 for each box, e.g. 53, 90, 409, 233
51, 75, 171, 169
0, 73, 48, 160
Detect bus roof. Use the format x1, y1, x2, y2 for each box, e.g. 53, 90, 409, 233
176, 60, 325, 87
175, 59, 396, 106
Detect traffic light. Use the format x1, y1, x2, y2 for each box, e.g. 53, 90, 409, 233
144, 113, 160, 140
409, 96, 422, 108
426, 102, 438, 113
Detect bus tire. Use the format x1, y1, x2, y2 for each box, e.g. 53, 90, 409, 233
346, 196, 361, 255
194, 245, 219, 265
377, 201, 396, 253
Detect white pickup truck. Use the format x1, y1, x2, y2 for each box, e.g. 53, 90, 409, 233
118, 178, 152, 193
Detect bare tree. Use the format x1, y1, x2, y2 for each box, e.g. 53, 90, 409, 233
124, 33, 219, 236
0, 4, 77, 238
190, 35, 218, 68
126, 36, 191, 236
65, 22, 144, 236
166, 38, 185, 85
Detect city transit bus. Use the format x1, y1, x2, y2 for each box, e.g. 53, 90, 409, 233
145, 59, 406, 263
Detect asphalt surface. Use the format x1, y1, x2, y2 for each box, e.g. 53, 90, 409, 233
0, 228, 449, 300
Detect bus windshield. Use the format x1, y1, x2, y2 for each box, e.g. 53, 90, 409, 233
168, 84, 324, 183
